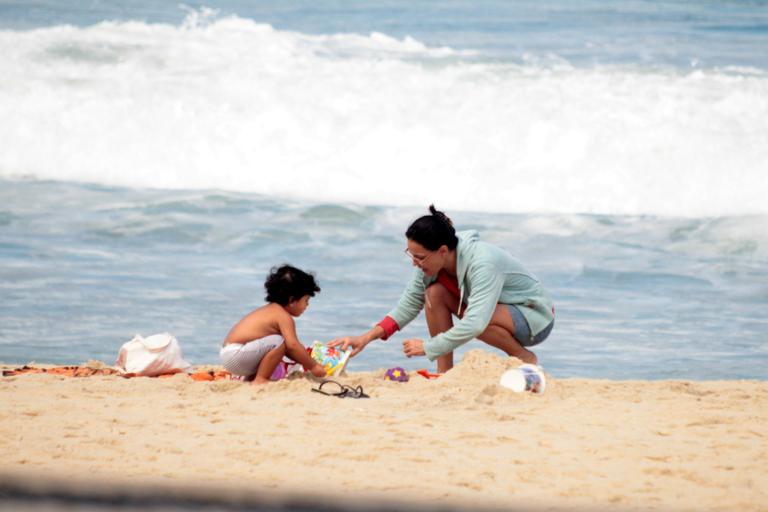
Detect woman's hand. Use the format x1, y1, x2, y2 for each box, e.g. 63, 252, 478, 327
402, 338, 425, 357
328, 335, 369, 357
310, 363, 327, 378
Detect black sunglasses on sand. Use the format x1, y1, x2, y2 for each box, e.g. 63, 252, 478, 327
311, 379, 369, 399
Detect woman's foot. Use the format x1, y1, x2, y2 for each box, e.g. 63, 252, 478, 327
517, 348, 538, 365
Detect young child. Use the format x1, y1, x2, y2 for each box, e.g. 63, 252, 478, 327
221, 265, 326, 384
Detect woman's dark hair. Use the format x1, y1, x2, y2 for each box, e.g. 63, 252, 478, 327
405, 204, 458, 251
264, 264, 321, 305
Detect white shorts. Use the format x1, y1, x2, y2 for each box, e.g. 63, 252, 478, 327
220, 335, 284, 377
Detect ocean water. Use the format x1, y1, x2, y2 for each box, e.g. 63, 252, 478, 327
1, 1, 766, 379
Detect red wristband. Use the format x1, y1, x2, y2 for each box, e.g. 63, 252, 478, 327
377, 316, 400, 341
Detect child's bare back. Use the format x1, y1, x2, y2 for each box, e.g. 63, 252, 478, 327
220, 265, 326, 384
224, 303, 289, 346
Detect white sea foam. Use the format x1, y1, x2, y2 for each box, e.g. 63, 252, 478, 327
1, 15, 767, 217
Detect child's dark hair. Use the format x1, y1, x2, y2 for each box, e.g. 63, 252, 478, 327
405, 204, 458, 251
264, 265, 321, 305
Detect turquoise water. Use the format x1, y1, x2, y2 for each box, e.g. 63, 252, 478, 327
1, 180, 766, 379
3, 0, 768, 68
0, 1, 767, 378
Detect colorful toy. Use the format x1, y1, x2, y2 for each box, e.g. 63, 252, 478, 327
269, 361, 288, 381
269, 359, 305, 381
384, 367, 409, 382
310, 341, 352, 376
416, 368, 442, 379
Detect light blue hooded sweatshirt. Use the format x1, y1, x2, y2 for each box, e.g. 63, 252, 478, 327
386, 230, 555, 361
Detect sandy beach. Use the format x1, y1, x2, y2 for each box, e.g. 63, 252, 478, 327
1, 350, 766, 511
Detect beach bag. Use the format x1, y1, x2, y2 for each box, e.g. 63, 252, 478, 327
115, 333, 192, 376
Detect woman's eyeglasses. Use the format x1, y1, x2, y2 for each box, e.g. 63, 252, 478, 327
404, 248, 435, 264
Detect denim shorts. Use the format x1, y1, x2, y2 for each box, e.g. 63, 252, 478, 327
507, 304, 554, 347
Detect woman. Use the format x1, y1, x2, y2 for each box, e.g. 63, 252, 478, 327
330, 206, 555, 372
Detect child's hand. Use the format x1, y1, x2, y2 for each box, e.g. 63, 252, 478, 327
310, 363, 326, 378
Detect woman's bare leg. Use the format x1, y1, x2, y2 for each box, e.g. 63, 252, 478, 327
424, 283, 459, 373
252, 343, 286, 385
477, 305, 538, 364
424, 284, 537, 368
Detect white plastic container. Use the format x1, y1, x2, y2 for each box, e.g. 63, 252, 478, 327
499, 364, 546, 393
